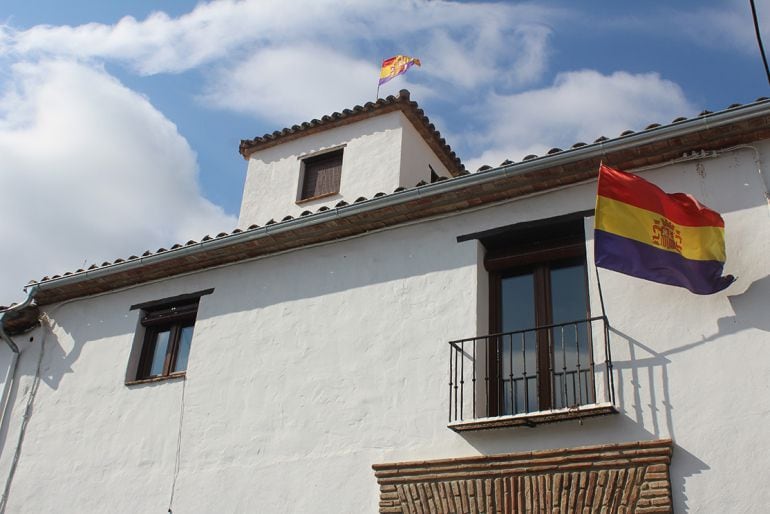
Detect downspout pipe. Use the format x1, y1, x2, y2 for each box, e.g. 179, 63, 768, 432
0, 286, 39, 438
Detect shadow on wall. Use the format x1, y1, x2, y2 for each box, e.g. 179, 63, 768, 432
28, 216, 479, 387
38, 306, 137, 391
199, 218, 477, 319
0, 215, 480, 449
723, 273, 770, 334
0, 299, 137, 459
0, 215, 481, 511
463, 360, 710, 512
459, 274, 770, 513
610, 328, 703, 513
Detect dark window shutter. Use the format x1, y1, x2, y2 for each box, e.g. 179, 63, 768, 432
301, 150, 343, 199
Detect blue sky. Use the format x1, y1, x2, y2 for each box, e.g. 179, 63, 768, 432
0, 0, 768, 301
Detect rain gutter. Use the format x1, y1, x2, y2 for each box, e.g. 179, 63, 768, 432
26, 100, 770, 298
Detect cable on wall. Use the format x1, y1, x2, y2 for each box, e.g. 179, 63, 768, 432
0, 294, 86, 512
750, 0, 770, 86
0, 315, 50, 514
167, 376, 187, 513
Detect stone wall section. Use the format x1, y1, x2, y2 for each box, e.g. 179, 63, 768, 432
373, 439, 672, 513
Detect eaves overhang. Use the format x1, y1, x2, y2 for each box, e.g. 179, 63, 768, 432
239, 89, 467, 177
28, 99, 770, 306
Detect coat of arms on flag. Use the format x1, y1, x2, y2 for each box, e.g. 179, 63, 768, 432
378, 55, 421, 86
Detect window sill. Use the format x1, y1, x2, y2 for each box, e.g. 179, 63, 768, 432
125, 372, 186, 387
295, 191, 340, 205
448, 402, 617, 432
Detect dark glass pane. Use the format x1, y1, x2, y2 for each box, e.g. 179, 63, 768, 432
173, 325, 194, 373
549, 262, 592, 408
500, 273, 535, 333
149, 330, 171, 377
550, 261, 587, 324
499, 272, 538, 414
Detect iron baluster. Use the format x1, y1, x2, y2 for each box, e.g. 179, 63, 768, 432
459, 341, 464, 420
472, 338, 477, 418
603, 318, 611, 404
508, 334, 513, 416
589, 320, 597, 404
454, 346, 459, 421
548, 326, 555, 411
447, 316, 612, 422
605, 318, 615, 405
497, 335, 502, 417
513, 378, 519, 415
522, 332, 529, 413
485, 337, 490, 418
561, 325, 567, 409
448, 344, 453, 422
575, 322, 582, 406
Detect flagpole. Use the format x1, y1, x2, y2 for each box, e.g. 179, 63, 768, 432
376, 56, 383, 101
594, 161, 608, 321
594, 265, 608, 321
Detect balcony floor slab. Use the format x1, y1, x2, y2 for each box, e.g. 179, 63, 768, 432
448, 402, 618, 432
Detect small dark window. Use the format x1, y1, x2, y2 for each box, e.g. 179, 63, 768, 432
136, 301, 198, 380
299, 149, 343, 201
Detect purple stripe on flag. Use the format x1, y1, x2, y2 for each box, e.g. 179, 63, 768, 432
595, 230, 734, 295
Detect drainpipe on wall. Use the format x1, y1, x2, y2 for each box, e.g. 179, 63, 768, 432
0, 286, 39, 437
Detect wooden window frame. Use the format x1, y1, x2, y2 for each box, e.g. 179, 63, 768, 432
135, 302, 198, 381
297, 148, 343, 203
485, 237, 592, 416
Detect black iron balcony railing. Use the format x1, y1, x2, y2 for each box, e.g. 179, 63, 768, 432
448, 316, 614, 423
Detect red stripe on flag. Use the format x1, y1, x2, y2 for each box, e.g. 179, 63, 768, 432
598, 165, 724, 228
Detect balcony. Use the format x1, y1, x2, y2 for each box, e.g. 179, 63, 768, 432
447, 316, 617, 431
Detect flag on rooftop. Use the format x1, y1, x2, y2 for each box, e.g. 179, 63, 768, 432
378, 55, 421, 86
594, 164, 735, 294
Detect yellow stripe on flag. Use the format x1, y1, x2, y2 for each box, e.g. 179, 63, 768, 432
596, 196, 726, 262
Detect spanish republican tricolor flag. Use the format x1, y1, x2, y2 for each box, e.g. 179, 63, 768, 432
595, 164, 735, 294
379, 55, 421, 85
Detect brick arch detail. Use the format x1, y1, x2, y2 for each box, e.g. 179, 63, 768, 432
373, 439, 673, 513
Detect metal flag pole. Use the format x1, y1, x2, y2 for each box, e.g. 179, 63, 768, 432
376, 57, 383, 101
594, 160, 609, 321
593, 160, 614, 405
594, 264, 608, 321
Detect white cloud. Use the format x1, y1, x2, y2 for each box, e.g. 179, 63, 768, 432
3, 1, 562, 88
0, 0, 572, 157
0, 60, 235, 302
581, 0, 770, 56
420, 23, 551, 90
9, 2, 336, 74
676, 0, 770, 53
0, 1, 707, 303
465, 70, 697, 171
202, 44, 432, 124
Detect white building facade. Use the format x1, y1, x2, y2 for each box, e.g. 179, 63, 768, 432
1, 90, 769, 513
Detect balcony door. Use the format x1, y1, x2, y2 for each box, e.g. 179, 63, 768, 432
488, 243, 592, 416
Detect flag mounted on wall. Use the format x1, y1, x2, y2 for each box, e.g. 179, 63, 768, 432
594, 164, 735, 294
378, 55, 421, 86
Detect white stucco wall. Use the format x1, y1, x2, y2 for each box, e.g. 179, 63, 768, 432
1, 143, 769, 512
238, 112, 405, 228
239, 112, 450, 229
399, 118, 451, 187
